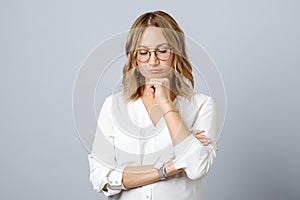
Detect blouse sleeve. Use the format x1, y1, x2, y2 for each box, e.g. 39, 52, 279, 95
173, 96, 218, 180
88, 96, 126, 196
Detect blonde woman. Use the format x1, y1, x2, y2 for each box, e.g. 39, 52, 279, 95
88, 10, 218, 200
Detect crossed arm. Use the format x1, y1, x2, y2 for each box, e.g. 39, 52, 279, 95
102, 130, 210, 191
89, 94, 217, 196
118, 102, 211, 190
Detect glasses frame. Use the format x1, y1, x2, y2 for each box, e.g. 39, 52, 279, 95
135, 47, 173, 63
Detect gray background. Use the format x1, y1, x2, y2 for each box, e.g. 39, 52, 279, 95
1, 0, 299, 199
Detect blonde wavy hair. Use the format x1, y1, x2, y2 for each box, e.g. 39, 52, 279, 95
122, 10, 194, 101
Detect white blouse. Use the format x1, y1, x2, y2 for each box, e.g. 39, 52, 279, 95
88, 92, 218, 200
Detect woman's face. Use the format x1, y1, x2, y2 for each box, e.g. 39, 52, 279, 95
136, 27, 174, 80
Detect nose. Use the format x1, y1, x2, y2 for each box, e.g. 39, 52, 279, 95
148, 51, 159, 66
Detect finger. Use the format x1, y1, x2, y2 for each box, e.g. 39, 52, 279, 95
193, 130, 205, 135
196, 136, 210, 142
197, 138, 209, 146
195, 133, 206, 138
201, 139, 212, 145
197, 135, 212, 143
199, 139, 208, 143
147, 89, 153, 97
196, 136, 206, 140
196, 136, 212, 144
203, 142, 209, 146
148, 79, 163, 86
149, 85, 155, 94
146, 84, 155, 97
149, 79, 170, 91
195, 134, 206, 138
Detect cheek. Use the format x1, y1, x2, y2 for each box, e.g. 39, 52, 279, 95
136, 60, 142, 67
164, 54, 174, 68
137, 65, 148, 77
136, 61, 149, 76
160, 60, 173, 70
136, 60, 148, 68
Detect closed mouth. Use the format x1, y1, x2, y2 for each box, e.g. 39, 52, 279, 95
148, 69, 162, 73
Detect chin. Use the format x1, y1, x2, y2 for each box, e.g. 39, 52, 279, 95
147, 73, 171, 79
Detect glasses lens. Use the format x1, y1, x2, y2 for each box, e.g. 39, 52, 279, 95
156, 48, 171, 61
136, 49, 149, 62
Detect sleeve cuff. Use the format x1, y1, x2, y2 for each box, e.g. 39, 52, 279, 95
102, 176, 122, 196
100, 165, 127, 196
107, 165, 127, 190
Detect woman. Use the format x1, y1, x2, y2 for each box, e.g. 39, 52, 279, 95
88, 10, 218, 200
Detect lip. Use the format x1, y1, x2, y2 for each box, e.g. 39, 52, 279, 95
148, 69, 162, 74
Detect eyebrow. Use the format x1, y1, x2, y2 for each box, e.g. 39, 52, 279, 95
137, 43, 170, 49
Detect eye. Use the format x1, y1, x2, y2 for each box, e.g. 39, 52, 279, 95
138, 49, 148, 55
157, 49, 168, 54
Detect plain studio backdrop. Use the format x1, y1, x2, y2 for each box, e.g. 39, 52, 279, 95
1, 0, 299, 200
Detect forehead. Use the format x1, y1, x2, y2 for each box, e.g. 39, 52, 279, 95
138, 27, 168, 48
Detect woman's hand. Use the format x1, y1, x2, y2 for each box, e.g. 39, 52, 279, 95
147, 78, 171, 105
193, 130, 212, 146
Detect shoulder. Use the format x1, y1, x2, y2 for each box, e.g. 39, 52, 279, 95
98, 92, 126, 121
176, 93, 216, 115
180, 92, 215, 108
100, 92, 131, 118
191, 93, 217, 115
102, 92, 125, 106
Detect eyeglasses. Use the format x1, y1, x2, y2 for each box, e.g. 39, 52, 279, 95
136, 47, 173, 63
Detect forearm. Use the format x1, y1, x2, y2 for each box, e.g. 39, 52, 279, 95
122, 161, 182, 189
161, 102, 191, 145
